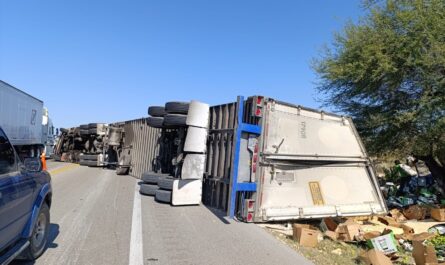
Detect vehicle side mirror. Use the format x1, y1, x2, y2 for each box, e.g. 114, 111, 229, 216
23, 157, 42, 172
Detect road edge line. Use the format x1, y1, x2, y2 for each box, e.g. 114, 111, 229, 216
129, 182, 143, 265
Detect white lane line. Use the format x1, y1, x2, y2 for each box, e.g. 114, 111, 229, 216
129, 182, 144, 265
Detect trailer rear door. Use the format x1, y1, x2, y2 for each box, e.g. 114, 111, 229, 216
257, 101, 386, 221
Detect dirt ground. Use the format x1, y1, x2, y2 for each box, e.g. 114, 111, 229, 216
263, 227, 415, 265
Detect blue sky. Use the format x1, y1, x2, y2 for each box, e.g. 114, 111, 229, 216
0, 1, 362, 128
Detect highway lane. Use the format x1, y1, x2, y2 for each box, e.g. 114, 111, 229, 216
12, 161, 312, 265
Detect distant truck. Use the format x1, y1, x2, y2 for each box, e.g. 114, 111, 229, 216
54, 123, 128, 174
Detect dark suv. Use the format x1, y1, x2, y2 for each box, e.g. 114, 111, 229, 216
0, 127, 52, 265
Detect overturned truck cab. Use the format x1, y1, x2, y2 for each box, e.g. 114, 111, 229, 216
202, 96, 387, 222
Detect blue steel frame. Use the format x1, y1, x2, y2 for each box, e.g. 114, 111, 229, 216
228, 96, 262, 218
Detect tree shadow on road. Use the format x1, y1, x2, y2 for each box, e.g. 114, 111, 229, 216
10, 223, 60, 265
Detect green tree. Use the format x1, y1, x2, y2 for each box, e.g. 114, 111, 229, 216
314, 0, 445, 178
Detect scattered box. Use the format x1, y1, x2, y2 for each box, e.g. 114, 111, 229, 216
336, 220, 361, 242
292, 224, 320, 248
320, 217, 340, 232
389, 209, 407, 223
378, 216, 400, 227
359, 249, 393, 265
412, 240, 438, 265
403, 205, 427, 220
324, 230, 338, 241
363, 231, 382, 240
367, 232, 399, 255
431, 207, 445, 222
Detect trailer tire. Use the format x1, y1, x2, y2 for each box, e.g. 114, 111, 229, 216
140, 184, 158, 196
165, 101, 189, 114
79, 154, 98, 161
148, 106, 166, 117
116, 167, 129, 175
147, 117, 164, 128
79, 160, 99, 167
158, 177, 174, 191
163, 114, 187, 127
155, 190, 172, 203
141, 172, 166, 184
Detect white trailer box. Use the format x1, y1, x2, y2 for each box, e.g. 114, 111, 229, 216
203, 96, 387, 222
0, 80, 43, 147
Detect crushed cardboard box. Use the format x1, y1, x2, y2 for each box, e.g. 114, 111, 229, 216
359, 249, 393, 265
403, 205, 427, 220
389, 208, 407, 223
431, 207, 445, 222
321, 218, 361, 242
412, 241, 438, 265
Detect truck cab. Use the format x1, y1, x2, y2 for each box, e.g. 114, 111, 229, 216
0, 127, 52, 265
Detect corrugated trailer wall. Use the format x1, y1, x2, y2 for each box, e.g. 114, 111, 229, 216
122, 118, 162, 179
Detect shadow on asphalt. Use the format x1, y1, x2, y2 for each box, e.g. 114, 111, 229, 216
204, 206, 231, 224
10, 223, 60, 265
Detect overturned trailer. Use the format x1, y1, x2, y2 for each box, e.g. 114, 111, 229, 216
127, 95, 387, 222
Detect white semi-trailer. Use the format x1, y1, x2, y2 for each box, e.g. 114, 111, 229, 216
0, 80, 49, 159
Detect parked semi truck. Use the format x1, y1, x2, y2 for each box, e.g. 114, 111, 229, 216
0, 81, 52, 263
134, 96, 387, 222
0, 80, 48, 159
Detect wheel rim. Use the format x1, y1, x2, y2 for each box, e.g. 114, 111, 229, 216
33, 212, 46, 247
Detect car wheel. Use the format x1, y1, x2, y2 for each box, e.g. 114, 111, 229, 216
140, 184, 159, 196
21, 203, 50, 260
163, 114, 187, 127
148, 106, 166, 117
165, 101, 189, 114
147, 117, 164, 128
155, 190, 172, 203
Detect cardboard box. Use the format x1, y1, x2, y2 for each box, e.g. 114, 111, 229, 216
359, 249, 393, 265
292, 224, 320, 248
363, 231, 382, 240
412, 240, 438, 265
431, 208, 445, 221
378, 216, 401, 227
320, 217, 340, 232
324, 230, 338, 241
389, 208, 407, 222
336, 220, 361, 242
403, 205, 427, 220
367, 232, 399, 255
